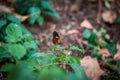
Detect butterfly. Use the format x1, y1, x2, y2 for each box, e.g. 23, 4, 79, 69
52, 31, 61, 45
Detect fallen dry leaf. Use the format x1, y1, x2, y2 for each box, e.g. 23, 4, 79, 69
49, 24, 56, 30
14, 13, 29, 22
70, 4, 79, 12
102, 10, 117, 24
67, 29, 79, 35
99, 48, 111, 57
80, 19, 93, 29
81, 56, 104, 80
117, 44, 120, 50
82, 40, 88, 45
0, 5, 13, 13
114, 50, 120, 60
105, 34, 110, 39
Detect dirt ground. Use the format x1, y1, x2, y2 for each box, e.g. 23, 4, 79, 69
27, 0, 120, 54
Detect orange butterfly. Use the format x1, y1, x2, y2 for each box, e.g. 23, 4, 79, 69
52, 31, 61, 45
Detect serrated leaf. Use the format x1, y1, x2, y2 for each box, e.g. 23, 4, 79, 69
37, 16, 44, 26
0, 63, 15, 72
70, 63, 88, 80
82, 29, 91, 39
69, 46, 85, 54
5, 23, 22, 42
6, 44, 26, 59
0, 20, 7, 29
28, 7, 41, 24
7, 15, 20, 24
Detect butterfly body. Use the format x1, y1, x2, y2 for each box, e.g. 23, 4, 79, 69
52, 31, 61, 45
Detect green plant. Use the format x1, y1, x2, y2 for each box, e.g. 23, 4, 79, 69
14, 0, 60, 25
82, 28, 120, 73
0, 22, 87, 80
0, 1, 88, 79
82, 28, 117, 56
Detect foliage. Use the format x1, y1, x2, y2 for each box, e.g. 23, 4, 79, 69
82, 28, 117, 56
15, 0, 60, 25
69, 46, 85, 54
0, 0, 89, 80
0, 13, 20, 30
82, 28, 120, 72
0, 22, 87, 80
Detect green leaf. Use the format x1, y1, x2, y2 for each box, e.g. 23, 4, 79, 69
97, 28, 106, 37
97, 40, 107, 48
0, 47, 12, 59
105, 41, 117, 56
5, 23, 22, 42
0, 63, 15, 72
4, 44, 26, 59
69, 46, 85, 54
29, 52, 56, 66
88, 32, 97, 45
7, 15, 20, 24
70, 63, 88, 80
28, 7, 41, 24
0, 20, 7, 29
92, 48, 101, 59
7, 61, 35, 80
65, 56, 80, 65
37, 16, 44, 26
44, 10, 61, 19
23, 40, 38, 50
19, 24, 33, 39
50, 45, 62, 51
104, 0, 111, 9
40, 1, 52, 10
15, 4, 28, 14
116, 15, 120, 23
66, 24, 71, 30
82, 29, 91, 39
40, 1, 60, 19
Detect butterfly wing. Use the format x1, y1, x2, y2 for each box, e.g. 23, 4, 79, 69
52, 31, 61, 44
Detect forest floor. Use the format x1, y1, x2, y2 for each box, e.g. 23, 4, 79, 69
27, 1, 120, 79
28, 0, 120, 54
1, 0, 120, 80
